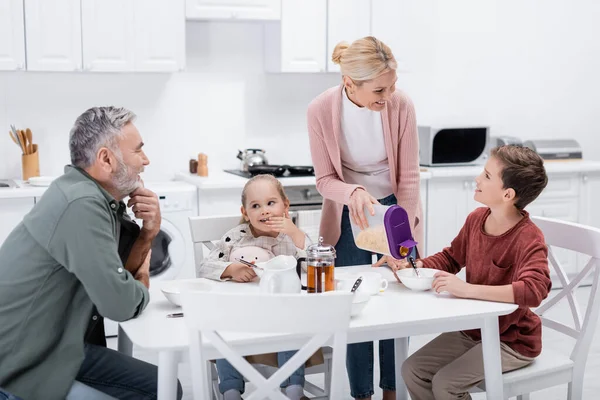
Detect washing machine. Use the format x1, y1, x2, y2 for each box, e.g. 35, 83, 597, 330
105, 181, 198, 337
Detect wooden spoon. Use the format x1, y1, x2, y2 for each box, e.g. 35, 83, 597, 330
17, 130, 27, 154
26, 128, 33, 154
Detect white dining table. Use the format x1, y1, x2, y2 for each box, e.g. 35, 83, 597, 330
118, 265, 517, 400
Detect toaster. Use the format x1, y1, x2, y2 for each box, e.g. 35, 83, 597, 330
418, 126, 490, 166
523, 139, 582, 160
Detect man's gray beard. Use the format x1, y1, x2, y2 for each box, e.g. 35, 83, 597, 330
113, 157, 142, 197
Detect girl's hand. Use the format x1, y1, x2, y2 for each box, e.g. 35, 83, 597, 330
265, 212, 298, 236
349, 188, 379, 230
221, 263, 257, 283
432, 271, 472, 298
372, 255, 411, 272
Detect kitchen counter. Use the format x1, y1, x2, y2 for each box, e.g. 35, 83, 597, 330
0, 183, 48, 199
176, 169, 433, 190
421, 160, 600, 179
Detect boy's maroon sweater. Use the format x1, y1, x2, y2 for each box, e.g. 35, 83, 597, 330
422, 207, 552, 357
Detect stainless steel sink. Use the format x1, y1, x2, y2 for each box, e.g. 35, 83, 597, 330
0, 179, 17, 188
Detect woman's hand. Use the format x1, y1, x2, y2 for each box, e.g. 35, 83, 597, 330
349, 188, 379, 229
432, 271, 472, 298
221, 263, 257, 283
372, 255, 411, 272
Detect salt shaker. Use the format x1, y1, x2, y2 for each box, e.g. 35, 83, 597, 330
197, 153, 208, 177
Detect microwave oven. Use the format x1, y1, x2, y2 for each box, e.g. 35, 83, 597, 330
418, 126, 489, 166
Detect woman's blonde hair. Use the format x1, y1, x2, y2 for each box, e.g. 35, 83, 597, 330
331, 36, 397, 84
240, 174, 289, 224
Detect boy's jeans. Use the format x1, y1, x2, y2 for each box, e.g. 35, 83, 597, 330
216, 350, 305, 394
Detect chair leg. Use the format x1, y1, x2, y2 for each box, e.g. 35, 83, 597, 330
323, 358, 332, 396
568, 378, 584, 400
517, 394, 531, 400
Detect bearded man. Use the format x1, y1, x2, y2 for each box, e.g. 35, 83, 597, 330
0, 107, 182, 400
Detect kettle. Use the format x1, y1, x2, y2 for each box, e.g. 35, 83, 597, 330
237, 149, 268, 172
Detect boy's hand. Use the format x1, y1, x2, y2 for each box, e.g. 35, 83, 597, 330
265, 212, 298, 236
221, 263, 257, 283
372, 255, 411, 271
432, 271, 472, 298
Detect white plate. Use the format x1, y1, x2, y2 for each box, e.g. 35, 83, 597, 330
28, 176, 56, 187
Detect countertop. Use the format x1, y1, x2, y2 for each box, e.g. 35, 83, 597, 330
175, 169, 434, 190
0, 182, 48, 199
421, 160, 600, 179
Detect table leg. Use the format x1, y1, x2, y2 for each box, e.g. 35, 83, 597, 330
117, 325, 133, 356
481, 316, 504, 400
394, 337, 409, 400
158, 351, 179, 400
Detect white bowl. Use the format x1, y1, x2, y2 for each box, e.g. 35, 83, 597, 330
160, 279, 213, 306
350, 291, 370, 317
396, 268, 437, 291
28, 176, 56, 187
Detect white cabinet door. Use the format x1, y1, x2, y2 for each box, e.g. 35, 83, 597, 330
0, 198, 34, 245
371, 0, 407, 71
0, 0, 26, 70
186, 0, 280, 20
579, 172, 600, 229
134, 0, 185, 72
425, 179, 470, 256
327, 0, 371, 72
81, 0, 135, 72
25, 0, 82, 71
265, 0, 326, 72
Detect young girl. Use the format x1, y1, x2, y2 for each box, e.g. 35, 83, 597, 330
199, 174, 309, 400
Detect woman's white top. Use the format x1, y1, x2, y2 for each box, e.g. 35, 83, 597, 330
339, 87, 393, 199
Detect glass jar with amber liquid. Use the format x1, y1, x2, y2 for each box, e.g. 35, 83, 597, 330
306, 237, 336, 293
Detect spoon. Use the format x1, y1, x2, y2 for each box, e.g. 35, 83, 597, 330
351, 276, 363, 292
234, 257, 264, 270
408, 256, 420, 277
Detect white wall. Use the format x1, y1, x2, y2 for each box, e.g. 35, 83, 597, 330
2, 0, 600, 181
0, 22, 340, 181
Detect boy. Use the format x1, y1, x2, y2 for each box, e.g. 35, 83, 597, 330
400, 145, 552, 399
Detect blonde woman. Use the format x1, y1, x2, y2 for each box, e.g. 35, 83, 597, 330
307, 36, 422, 399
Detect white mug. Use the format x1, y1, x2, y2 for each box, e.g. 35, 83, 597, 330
358, 272, 388, 295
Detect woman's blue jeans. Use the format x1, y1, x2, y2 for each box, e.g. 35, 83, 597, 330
335, 194, 398, 398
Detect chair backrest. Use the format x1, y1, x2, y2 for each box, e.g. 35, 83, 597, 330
181, 290, 353, 400
531, 216, 600, 370
189, 215, 242, 277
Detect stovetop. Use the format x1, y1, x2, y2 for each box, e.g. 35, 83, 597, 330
224, 168, 315, 179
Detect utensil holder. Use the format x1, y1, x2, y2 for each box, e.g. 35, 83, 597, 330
22, 144, 40, 181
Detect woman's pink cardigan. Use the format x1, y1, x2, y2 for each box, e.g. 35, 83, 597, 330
307, 85, 423, 256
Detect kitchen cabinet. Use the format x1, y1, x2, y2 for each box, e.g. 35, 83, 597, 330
0, 0, 26, 71
371, 0, 408, 71
326, 0, 371, 72
25, 0, 82, 71
186, 0, 281, 20
25, 0, 184, 72
133, 0, 186, 72
425, 177, 482, 257
81, 0, 135, 72
0, 198, 34, 245
264, 0, 327, 72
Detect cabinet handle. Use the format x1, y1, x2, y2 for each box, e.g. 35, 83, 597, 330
463, 181, 469, 189
582, 175, 588, 183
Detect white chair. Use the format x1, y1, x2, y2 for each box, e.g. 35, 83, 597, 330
473, 216, 600, 399
181, 290, 353, 400
189, 215, 336, 399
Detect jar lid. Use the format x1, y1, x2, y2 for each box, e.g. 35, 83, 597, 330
306, 236, 336, 258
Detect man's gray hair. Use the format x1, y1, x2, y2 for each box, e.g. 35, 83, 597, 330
69, 106, 137, 168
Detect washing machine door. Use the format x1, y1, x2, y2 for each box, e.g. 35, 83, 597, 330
129, 215, 185, 281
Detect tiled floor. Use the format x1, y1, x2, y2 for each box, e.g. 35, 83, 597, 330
108, 286, 600, 399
